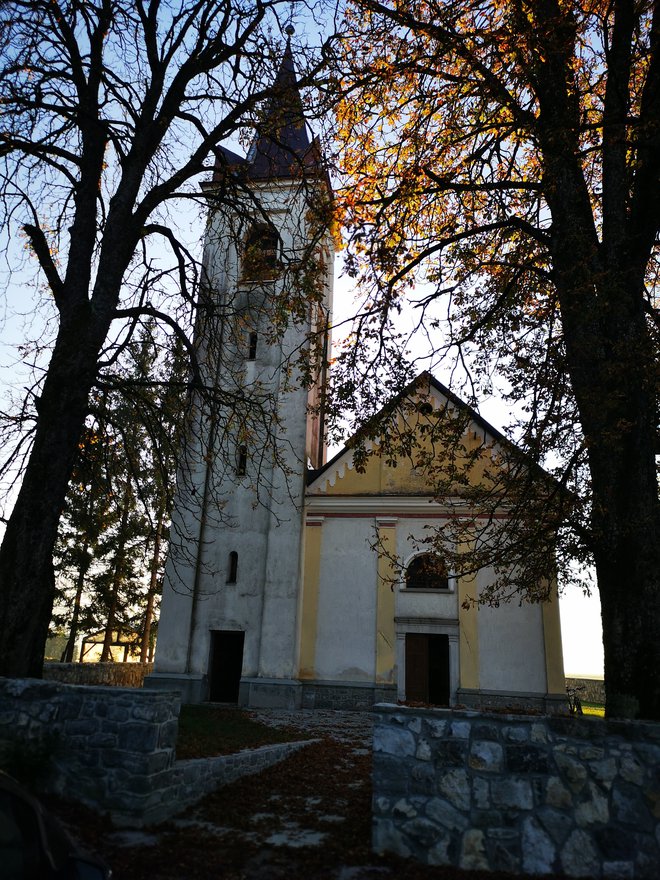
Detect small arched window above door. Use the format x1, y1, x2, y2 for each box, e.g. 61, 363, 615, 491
242, 223, 280, 280
405, 553, 450, 591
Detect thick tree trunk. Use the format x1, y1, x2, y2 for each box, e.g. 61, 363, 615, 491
0, 313, 104, 677
587, 376, 660, 719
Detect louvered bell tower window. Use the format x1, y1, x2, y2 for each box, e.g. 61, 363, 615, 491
242, 224, 280, 280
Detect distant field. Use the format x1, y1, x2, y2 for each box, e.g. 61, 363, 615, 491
581, 703, 605, 717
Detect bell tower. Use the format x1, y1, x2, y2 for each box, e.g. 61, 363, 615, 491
148, 36, 334, 706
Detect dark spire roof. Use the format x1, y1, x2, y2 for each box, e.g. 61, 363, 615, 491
213, 35, 325, 184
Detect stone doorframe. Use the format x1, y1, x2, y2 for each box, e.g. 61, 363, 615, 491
395, 616, 460, 704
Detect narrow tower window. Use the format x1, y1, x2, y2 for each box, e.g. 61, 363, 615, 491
248, 332, 258, 360
227, 551, 238, 584
236, 445, 248, 476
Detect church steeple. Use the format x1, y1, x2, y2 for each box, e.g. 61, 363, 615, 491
214, 30, 326, 185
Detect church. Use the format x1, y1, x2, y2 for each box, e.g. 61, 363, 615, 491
147, 39, 565, 712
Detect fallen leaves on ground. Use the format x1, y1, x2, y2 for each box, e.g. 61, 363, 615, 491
47, 731, 544, 880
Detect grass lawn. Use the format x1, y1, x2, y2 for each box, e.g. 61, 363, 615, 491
175, 705, 310, 759
581, 702, 605, 717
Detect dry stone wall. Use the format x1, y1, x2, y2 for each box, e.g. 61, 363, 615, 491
43, 662, 154, 688
373, 704, 660, 878
0, 677, 310, 826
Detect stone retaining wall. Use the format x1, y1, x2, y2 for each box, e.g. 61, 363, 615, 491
372, 703, 660, 878
0, 677, 311, 826
566, 677, 606, 706
43, 662, 154, 688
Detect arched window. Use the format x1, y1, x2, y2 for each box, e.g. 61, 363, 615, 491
227, 551, 238, 584
405, 553, 449, 591
242, 223, 279, 280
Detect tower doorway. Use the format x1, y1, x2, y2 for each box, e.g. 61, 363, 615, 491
405, 633, 450, 705
208, 630, 245, 702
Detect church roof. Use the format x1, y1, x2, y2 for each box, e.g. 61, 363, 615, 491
213, 35, 327, 185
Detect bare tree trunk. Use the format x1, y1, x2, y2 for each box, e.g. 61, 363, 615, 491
100, 483, 131, 663
61, 538, 90, 664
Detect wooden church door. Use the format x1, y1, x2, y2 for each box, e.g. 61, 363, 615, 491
405, 633, 450, 705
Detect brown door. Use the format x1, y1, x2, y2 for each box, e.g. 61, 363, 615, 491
405, 633, 450, 705
208, 630, 245, 702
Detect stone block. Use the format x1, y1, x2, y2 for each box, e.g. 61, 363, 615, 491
491, 777, 534, 810
612, 781, 653, 831
410, 762, 435, 794
158, 720, 179, 751
426, 797, 469, 832
437, 768, 470, 811
545, 775, 573, 809
372, 818, 411, 858
537, 806, 574, 846
561, 829, 600, 879
373, 796, 390, 815
424, 718, 447, 738
472, 722, 500, 741
505, 743, 551, 774
117, 722, 159, 754
434, 739, 468, 768
106, 705, 130, 723
88, 732, 118, 749
473, 776, 490, 809
373, 726, 416, 758
522, 816, 557, 875
472, 809, 504, 828
392, 798, 417, 819
469, 740, 503, 772
485, 828, 520, 874
427, 832, 453, 866
502, 724, 529, 743
65, 719, 98, 737
401, 816, 444, 850
459, 828, 489, 871
575, 781, 609, 827
620, 754, 645, 786
530, 722, 548, 744
554, 750, 588, 793
449, 720, 471, 739
416, 739, 432, 761
589, 757, 617, 788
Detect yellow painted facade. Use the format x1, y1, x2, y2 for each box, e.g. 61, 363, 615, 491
299, 377, 566, 707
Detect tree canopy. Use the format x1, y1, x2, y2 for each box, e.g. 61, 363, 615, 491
331, 0, 660, 718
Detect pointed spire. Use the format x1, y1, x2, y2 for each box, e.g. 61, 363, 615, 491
245, 28, 318, 181
212, 29, 328, 188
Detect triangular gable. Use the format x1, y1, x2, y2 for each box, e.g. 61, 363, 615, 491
307, 372, 512, 497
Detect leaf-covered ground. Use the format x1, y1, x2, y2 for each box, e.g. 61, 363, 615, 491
175, 705, 311, 759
